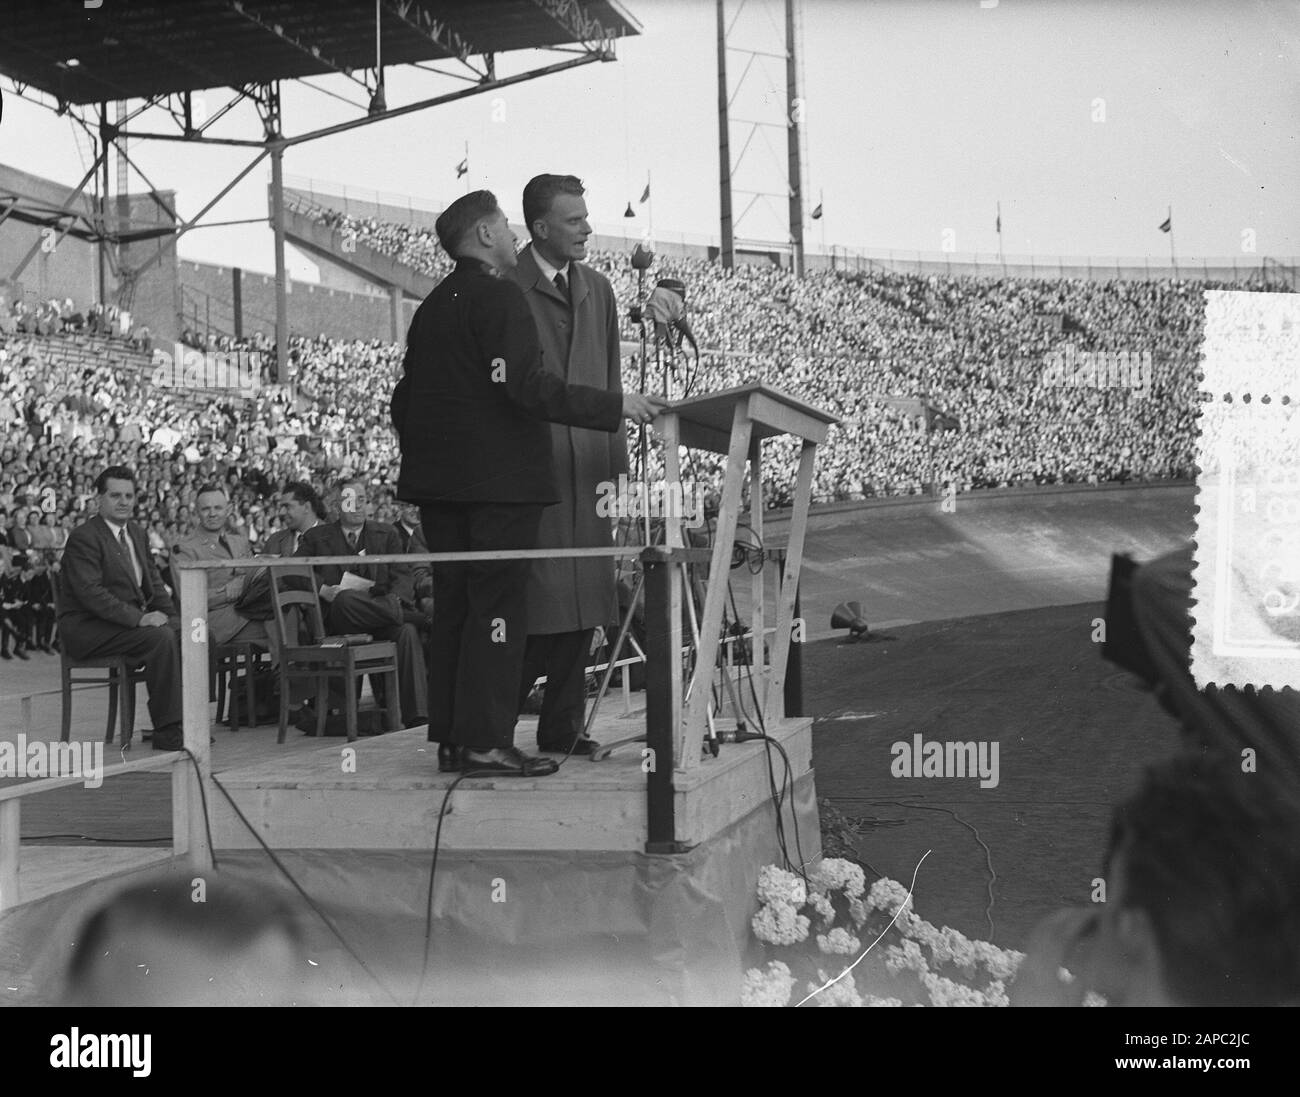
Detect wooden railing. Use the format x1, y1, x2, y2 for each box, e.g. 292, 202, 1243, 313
0, 685, 200, 912
0, 541, 752, 908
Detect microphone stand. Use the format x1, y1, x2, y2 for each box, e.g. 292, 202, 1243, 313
635, 261, 652, 548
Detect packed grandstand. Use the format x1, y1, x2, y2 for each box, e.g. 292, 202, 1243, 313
1, 199, 1292, 589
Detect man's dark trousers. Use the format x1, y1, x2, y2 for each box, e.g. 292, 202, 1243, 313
517, 629, 594, 747
0, 607, 30, 655
421, 501, 544, 751
62, 622, 183, 730
324, 591, 427, 726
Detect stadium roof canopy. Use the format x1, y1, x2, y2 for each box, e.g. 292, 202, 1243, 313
0, 0, 640, 106
1, 0, 642, 381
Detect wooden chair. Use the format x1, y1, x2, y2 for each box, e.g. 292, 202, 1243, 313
167, 554, 271, 731
212, 640, 271, 731
50, 572, 147, 747
267, 564, 401, 743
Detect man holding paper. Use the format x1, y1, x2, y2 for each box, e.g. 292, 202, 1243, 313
295, 479, 428, 729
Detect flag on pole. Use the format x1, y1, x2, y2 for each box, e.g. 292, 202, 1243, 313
811, 202, 823, 220
996, 208, 1001, 234
1158, 214, 1172, 233
639, 183, 650, 203
456, 158, 468, 179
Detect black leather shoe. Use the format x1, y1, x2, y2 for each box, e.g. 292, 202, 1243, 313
460, 746, 559, 776
437, 744, 461, 773
151, 724, 183, 751
539, 737, 600, 757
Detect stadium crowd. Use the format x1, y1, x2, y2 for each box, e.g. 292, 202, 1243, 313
296, 203, 1248, 500
0, 212, 1290, 641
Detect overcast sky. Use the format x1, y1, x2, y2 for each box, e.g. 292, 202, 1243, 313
3, 0, 1296, 280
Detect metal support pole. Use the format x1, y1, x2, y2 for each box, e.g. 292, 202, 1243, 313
232, 267, 243, 340
643, 547, 685, 853
716, 0, 735, 270
389, 284, 403, 343
178, 567, 214, 871
785, 0, 804, 278
271, 142, 289, 385
98, 102, 109, 306
780, 550, 804, 717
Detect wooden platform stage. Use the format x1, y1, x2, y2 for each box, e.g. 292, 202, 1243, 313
210, 704, 815, 854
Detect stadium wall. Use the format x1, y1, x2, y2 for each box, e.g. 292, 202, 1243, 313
0, 165, 180, 335
179, 262, 419, 343
283, 180, 1298, 286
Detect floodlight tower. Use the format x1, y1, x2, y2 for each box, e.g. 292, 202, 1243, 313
715, 0, 806, 274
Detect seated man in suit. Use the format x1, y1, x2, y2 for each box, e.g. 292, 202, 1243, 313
263, 480, 327, 557
57, 466, 183, 750
295, 479, 428, 729
255, 480, 329, 724
394, 502, 434, 624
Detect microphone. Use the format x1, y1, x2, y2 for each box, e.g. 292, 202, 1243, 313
631, 243, 654, 270
645, 279, 699, 358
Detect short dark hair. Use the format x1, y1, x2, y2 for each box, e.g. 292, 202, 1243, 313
522, 174, 584, 232
282, 479, 326, 520
94, 466, 136, 494
195, 482, 228, 502
1105, 751, 1300, 1005
435, 190, 500, 257
65, 874, 306, 1004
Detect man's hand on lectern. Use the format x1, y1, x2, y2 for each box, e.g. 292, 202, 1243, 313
622, 393, 670, 425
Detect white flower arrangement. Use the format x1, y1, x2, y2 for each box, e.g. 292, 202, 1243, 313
863, 994, 903, 1007
752, 900, 811, 946
866, 877, 914, 915
808, 892, 836, 926
741, 960, 795, 1008
846, 896, 869, 928
807, 857, 866, 900
983, 979, 1010, 1008
816, 927, 861, 955
883, 938, 927, 975
809, 969, 863, 1007
756, 865, 808, 909
745, 862, 1028, 1007
921, 971, 989, 1007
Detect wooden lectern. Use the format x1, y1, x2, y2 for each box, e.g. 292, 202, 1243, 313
644, 383, 837, 851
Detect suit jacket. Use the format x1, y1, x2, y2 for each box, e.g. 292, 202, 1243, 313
397, 522, 433, 600
57, 515, 176, 645
391, 257, 623, 505
170, 527, 255, 645
261, 525, 301, 557
295, 520, 415, 606
505, 247, 629, 632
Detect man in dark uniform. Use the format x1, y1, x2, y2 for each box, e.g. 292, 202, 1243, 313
392, 189, 665, 776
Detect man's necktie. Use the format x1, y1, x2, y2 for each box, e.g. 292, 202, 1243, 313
346, 531, 359, 552
119, 527, 141, 586
218, 534, 232, 556
554, 271, 570, 307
